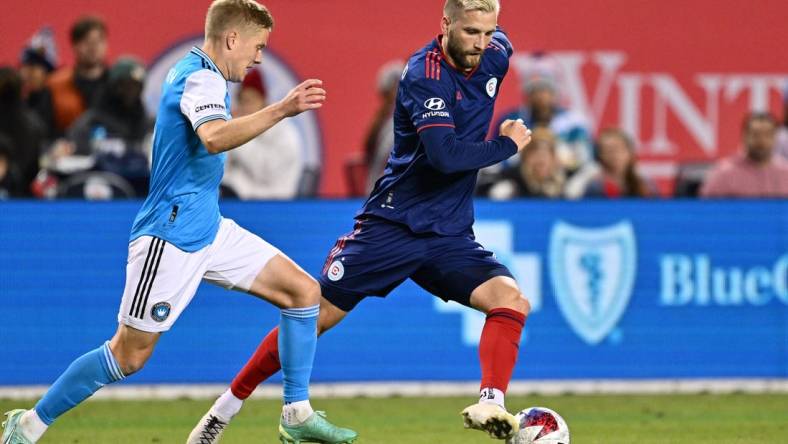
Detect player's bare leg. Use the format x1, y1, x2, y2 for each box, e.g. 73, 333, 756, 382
461, 276, 530, 439
187, 255, 355, 444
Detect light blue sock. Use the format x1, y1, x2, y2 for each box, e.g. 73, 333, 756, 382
34, 341, 125, 425
278, 305, 319, 403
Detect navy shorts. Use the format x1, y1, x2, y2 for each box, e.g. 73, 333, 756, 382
318, 216, 513, 312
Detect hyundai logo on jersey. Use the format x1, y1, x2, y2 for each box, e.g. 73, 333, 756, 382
423, 97, 446, 111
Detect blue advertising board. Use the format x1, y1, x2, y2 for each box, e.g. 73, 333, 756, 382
1, 200, 786, 385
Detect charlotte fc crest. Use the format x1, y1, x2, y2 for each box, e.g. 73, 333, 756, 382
549, 221, 637, 345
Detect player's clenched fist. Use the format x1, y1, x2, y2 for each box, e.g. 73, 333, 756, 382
278, 79, 327, 117
499, 118, 532, 152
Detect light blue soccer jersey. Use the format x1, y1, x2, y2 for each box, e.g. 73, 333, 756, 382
130, 47, 231, 251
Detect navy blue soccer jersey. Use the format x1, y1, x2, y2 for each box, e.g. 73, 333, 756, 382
359, 29, 516, 235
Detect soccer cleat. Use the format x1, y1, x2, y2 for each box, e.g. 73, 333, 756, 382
186, 409, 229, 444
2, 410, 33, 444
461, 402, 519, 440
278, 411, 358, 444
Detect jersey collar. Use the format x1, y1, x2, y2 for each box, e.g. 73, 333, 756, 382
434, 35, 481, 80
190, 46, 226, 80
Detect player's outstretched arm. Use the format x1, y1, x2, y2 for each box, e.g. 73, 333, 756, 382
420, 120, 531, 174
197, 79, 326, 154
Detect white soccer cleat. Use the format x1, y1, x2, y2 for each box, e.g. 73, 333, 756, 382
461, 402, 520, 440
186, 408, 229, 444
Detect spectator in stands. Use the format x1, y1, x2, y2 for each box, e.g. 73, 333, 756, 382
222, 68, 303, 199
487, 128, 565, 199
701, 112, 788, 198
54, 57, 151, 196
19, 27, 58, 140
0, 135, 21, 199
48, 15, 109, 136
0, 66, 45, 197
776, 88, 788, 160
496, 52, 592, 174
364, 60, 404, 192
582, 128, 656, 198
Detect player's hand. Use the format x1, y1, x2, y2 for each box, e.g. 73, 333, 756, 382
277, 79, 327, 117
499, 119, 532, 152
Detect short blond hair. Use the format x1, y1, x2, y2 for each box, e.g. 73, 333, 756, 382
444, 0, 500, 20
205, 0, 274, 40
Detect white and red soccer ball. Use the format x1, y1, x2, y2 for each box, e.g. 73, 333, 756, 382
508, 407, 570, 444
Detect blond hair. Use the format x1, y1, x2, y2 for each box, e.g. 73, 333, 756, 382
525, 127, 557, 153
443, 0, 500, 20
205, 0, 274, 40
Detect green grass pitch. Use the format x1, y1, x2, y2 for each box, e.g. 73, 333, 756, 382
2, 394, 787, 443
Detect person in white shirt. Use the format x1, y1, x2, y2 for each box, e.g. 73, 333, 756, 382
222, 67, 303, 199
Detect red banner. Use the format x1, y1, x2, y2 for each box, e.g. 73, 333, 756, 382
2, 0, 786, 196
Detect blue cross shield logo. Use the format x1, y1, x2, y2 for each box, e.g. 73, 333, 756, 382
549, 221, 637, 345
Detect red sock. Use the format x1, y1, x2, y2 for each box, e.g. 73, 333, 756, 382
230, 327, 281, 399
479, 308, 526, 393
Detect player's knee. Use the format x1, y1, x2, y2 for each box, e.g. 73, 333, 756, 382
110, 328, 158, 376
497, 289, 530, 316
282, 276, 321, 309
111, 343, 154, 376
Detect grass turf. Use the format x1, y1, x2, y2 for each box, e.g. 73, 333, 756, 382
2, 394, 787, 443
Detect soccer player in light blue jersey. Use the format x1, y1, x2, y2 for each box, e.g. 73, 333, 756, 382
2, 1, 357, 443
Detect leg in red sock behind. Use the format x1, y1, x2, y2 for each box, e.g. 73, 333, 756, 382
231, 327, 281, 399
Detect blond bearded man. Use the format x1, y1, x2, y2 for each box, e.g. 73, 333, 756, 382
191, 0, 533, 441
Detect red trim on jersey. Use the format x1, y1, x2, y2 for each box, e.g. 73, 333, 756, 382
322, 221, 363, 275
426, 50, 441, 80
417, 123, 456, 133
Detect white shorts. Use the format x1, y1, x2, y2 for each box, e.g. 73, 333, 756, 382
118, 218, 280, 332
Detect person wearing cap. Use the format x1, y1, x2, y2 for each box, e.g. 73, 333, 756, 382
495, 53, 591, 173
48, 56, 152, 196
19, 27, 58, 140
47, 16, 109, 136
221, 67, 303, 199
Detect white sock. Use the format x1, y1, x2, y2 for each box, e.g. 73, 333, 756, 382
479, 387, 506, 408
213, 389, 244, 421
282, 400, 314, 426
19, 409, 48, 442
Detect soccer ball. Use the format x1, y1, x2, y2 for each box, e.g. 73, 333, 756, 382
507, 407, 570, 444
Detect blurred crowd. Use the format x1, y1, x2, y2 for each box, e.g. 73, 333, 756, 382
359, 54, 788, 200
2, 18, 787, 201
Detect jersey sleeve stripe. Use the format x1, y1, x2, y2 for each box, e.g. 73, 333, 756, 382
192, 114, 228, 131
416, 123, 456, 133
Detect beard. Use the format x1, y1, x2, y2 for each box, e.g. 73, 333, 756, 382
446, 30, 482, 71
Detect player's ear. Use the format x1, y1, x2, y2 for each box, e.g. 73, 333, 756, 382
226, 30, 238, 50
441, 16, 451, 34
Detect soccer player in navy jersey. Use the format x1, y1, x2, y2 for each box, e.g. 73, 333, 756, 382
2, 2, 356, 444
193, 0, 532, 440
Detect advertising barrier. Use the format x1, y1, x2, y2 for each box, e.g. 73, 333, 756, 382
1, 200, 786, 385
